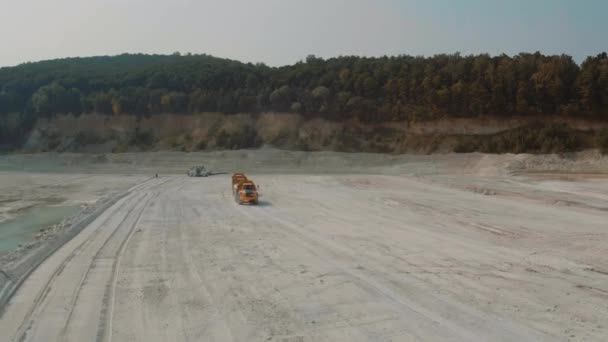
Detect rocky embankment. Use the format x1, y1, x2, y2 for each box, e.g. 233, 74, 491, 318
17, 112, 608, 154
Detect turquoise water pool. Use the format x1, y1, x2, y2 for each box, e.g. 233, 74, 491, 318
0, 206, 80, 252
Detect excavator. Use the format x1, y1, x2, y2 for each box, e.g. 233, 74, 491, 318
187, 165, 210, 177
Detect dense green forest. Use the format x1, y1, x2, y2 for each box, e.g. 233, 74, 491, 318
1, 52, 607, 144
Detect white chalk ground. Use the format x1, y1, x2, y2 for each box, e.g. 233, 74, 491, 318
0, 150, 607, 341
0, 172, 148, 223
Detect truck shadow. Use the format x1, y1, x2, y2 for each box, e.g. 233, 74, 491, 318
256, 200, 272, 207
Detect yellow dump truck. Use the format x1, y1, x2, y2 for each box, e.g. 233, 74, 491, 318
231, 173, 259, 205
232, 173, 247, 193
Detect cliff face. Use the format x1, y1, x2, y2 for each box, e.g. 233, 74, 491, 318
19, 112, 608, 154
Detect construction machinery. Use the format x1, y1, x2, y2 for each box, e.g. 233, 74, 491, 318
232, 173, 247, 191
232, 173, 259, 205
188, 166, 210, 177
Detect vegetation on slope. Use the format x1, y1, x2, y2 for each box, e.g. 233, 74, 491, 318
454, 123, 585, 154
1, 52, 607, 151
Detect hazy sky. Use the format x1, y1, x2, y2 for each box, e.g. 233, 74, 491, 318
0, 0, 606, 67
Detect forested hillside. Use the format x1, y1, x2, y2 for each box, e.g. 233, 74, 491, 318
1, 52, 607, 147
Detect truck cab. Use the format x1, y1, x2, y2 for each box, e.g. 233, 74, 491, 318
234, 180, 259, 205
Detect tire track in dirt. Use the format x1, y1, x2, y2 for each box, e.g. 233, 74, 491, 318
0, 178, 167, 342
61, 194, 152, 341
10, 193, 144, 341
15, 193, 148, 341
102, 195, 153, 342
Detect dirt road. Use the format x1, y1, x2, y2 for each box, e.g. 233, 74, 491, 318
0, 173, 607, 341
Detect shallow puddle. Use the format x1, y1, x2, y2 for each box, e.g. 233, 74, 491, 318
0, 205, 80, 252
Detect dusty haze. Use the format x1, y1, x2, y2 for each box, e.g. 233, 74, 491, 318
1, 0, 606, 67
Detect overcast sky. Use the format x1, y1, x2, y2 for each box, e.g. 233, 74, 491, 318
0, 0, 606, 67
